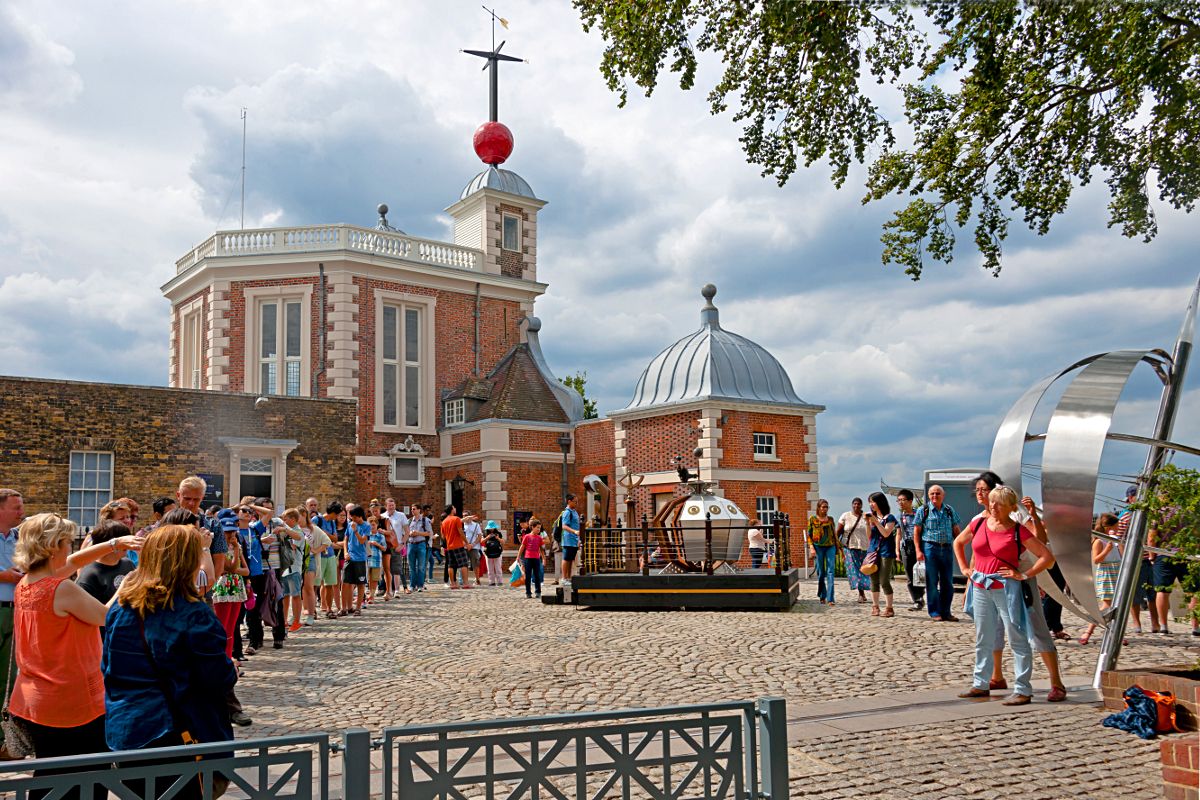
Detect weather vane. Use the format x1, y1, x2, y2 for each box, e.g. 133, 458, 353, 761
463, 6, 525, 122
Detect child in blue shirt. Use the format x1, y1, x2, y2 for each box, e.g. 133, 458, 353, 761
366, 516, 387, 603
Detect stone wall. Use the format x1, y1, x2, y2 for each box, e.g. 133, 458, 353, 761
0, 375, 356, 516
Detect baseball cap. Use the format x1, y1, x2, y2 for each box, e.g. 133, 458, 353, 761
216, 508, 239, 532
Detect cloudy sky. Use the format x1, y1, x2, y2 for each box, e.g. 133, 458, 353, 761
3, 0, 1197, 515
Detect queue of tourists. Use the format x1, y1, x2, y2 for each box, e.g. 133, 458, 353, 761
0, 480, 583, 796
806, 472, 1199, 707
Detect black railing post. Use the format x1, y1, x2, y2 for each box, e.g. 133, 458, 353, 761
772, 518, 782, 576
704, 514, 713, 575
343, 727, 371, 800
782, 513, 792, 571
641, 515, 650, 576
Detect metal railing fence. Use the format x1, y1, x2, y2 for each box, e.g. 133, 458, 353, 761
579, 518, 793, 577
0, 732, 329, 800
0, 700, 789, 800
382, 698, 787, 800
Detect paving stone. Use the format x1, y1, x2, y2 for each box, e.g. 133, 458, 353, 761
225, 584, 1194, 798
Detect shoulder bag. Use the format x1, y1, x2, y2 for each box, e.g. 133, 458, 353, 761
1, 633, 34, 758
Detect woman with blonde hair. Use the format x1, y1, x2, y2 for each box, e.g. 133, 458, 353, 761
103, 525, 237, 796
954, 486, 1055, 706
8, 513, 139, 797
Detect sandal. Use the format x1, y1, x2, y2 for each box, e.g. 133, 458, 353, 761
1001, 694, 1032, 706
1078, 634, 1091, 645
870, 606, 880, 616
1052, 631, 1071, 641
958, 688, 990, 698
883, 608, 894, 618
1046, 686, 1067, 702
989, 678, 1008, 691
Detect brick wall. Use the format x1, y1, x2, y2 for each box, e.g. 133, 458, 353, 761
720, 410, 811, 471
355, 464, 447, 512
572, 419, 616, 522
451, 430, 481, 455
0, 375, 356, 514
1161, 727, 1199, 800
510, 429, 562, 453
502, 459, 563, 532
623, 412, 699, 475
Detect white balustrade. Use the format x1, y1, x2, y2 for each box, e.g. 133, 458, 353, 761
176, 224, 480, 273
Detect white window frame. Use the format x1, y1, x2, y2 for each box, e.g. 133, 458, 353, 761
443, 398, 466, 427
221, 438, 299, 506
242, 285, 313, 397
752, 432, 779, 462
373, 289, 436, 435
176, 296, 205, 389
67, 451, 113, 529
501, 214, 521, 252
755, 496, 779, 531
388, 437, 427, 487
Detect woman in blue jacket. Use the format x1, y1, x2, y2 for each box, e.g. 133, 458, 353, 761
102, 524, 237, 798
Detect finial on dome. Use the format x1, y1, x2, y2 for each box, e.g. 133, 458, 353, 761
700, 284, 720, 328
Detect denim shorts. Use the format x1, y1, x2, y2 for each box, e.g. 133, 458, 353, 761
562, 546, 579, 562
280, 572, 302, 597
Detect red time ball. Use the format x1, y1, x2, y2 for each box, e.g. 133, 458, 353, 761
473, 121, 514, 166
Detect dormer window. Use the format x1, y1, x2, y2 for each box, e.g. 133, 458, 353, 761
444, 398, 466, 426
502, 214, 520, 251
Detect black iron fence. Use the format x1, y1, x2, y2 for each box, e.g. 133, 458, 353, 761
579, 516, 792, 577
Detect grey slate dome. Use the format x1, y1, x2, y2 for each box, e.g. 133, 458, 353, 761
460, 165, 536, 201
622, 284, 811, 412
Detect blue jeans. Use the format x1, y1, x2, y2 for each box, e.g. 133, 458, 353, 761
523, 557, 544, 596
923, 543, 955, 619
814, 545, 837, 603
407, 540, 428, 590
972, 578, 1033, 696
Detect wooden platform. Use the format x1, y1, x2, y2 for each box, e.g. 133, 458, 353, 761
552, 568, 800, 611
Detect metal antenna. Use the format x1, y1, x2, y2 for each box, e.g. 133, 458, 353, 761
463, 8, 523, 122
240, 108, 247, 230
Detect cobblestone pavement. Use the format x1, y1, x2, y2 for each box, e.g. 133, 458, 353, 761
234, 581, 1198, 798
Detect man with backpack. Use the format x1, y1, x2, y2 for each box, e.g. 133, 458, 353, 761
559, 494, 581, 583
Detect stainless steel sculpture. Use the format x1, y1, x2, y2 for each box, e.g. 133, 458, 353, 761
989, 277, 1198, 679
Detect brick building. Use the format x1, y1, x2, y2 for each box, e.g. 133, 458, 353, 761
0, 376, 356, 525
164, 155, 587, 529
571, 285, 824, 561
162, 133, 822, 544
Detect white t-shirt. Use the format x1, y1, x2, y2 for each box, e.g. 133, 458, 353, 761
384, 509, 409, 538
464, 521, 483, 550
747, 528, 766, 549
839, 512, 870, 550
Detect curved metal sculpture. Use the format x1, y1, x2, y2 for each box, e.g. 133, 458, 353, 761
990, 276, 1198, 678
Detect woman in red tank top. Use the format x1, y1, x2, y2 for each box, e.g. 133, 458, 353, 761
9, 513, 139, 797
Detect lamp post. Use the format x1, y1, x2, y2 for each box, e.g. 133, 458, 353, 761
557, 433, 572, 507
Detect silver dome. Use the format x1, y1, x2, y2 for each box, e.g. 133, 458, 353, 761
460, 166, 537, 201
622, 284, 810, 412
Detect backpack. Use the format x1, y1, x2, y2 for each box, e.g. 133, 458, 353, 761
552, 513, 564, 544
276, 527, 297, 571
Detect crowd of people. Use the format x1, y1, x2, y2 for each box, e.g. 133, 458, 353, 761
806, 472, 1199, 706
0, 480, 584, 796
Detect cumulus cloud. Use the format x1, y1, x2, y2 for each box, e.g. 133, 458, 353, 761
0, 6, 82, 108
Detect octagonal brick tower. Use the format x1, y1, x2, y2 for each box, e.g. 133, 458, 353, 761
609, 284, 824, 552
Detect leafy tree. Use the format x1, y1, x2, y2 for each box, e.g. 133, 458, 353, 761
1132, 463, 1200, 620
575, 1, 1200, 278
562, 371, 599, 419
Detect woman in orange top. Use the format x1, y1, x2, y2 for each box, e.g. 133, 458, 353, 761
9, 512, 139, 797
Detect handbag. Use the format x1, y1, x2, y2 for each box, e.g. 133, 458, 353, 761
137, 614, 229, 798
860, 549, 879, 575
1, 634, 34, 759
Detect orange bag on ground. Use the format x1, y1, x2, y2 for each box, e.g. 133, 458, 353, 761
1139, 689, 1181, 733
